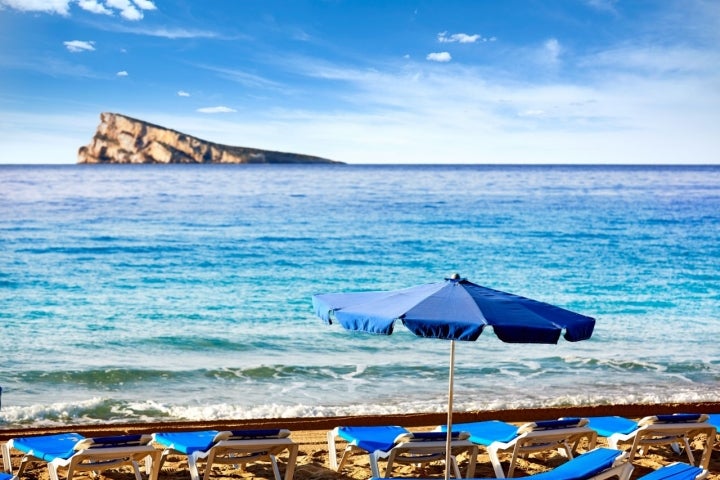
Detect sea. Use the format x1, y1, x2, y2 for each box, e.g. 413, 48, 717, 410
1, 164, 719, 429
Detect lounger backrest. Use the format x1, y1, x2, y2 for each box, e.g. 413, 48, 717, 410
638, 462, 704, 480
539, 447, 623, 480
393, 431, 469, 444
516, 417, 588, 434
638, 414, 709, 427
225, 429, 291, 440
74, 434, 152, 451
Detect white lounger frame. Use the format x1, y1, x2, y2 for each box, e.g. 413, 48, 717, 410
3, 435, 160, 480
155, 430, 298, 480
483, 420, 598, 478
328, 428, 478, 478
603, 415, 716, 470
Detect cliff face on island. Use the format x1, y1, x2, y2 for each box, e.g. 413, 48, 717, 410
78, 112, 341, 164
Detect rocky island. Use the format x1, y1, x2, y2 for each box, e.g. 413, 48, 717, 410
78, 112, 341, 164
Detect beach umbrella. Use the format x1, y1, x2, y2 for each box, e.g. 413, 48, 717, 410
312, 273, 595, 480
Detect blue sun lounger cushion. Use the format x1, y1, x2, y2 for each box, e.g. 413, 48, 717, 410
0, 474, 14, 480
440, 418, 597, 478
587, 414, 716, 470
369, 447, 632, 480
327, 425, 478, 478
638, 462, 708, 480
707, 413, 720, 441
2, 432, 159, 480
152, 429, 298, 480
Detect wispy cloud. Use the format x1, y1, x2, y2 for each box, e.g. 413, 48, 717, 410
584, 0, 618, 14
64, 40, 95, 52
437, 32, 495, 44
197, 64, 284, 90
177, 90, 190, 97
426, 52, 451, 62
104, 25, 221, 39
543, 38, 562, 64
197, 106, 236, 113
116, 70, 128, 76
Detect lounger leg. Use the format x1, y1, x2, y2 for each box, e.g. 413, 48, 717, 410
130, 460, 143, 480
47, 462, 61, 480
1, 443, 11, 474
147, 452, 161, 480
450, 456, 461, 478
681, 439, 695, 466
369, 452, 383, 478
336, 446, 356, 472
156, 450, 169, 473
464, 446, 478, 478
267, 455, 282, 480
14, 456, 30, 479
326, 431, 339, 470
506, 456, 516, 478
187, 453, 202, 480
487, 446, 506, 478
283, 444, 299, 480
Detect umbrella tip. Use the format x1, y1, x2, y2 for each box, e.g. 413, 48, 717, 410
449, 273, 461, 280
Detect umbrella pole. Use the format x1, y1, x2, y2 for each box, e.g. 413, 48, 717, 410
445, 339, 455, 480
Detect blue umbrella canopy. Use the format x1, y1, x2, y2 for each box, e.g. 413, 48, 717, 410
312, 274, 595, 480
313, 274, 595, 343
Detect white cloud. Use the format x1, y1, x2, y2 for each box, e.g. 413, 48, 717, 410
116, 70, 128, 76
544, 38, 562, 64
0, 0, 70, 14
133, 0, 156, 10
177, 90, 190, 97
426, 52, 452, 62
437, 32, 482, 43
197, 106, 236, 113
77, 0, 111, 15
108, 0, 142, 20
582, 45, 717, 74
0, 0, 155, 18
64, 40, 95, 52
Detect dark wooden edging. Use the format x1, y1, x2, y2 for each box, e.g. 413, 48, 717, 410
1, 402, 718, 441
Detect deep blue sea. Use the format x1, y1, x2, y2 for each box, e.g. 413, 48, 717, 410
1, 164, 719, 428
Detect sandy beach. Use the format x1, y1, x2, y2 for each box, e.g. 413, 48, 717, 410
2, 403, 718, 480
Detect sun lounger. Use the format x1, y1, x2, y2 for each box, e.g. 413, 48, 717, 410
587, 414, 716, 470
0, 474, 15, 480
1, 432, 159, 480
440, 417, 597, 478
328, 425, 478, 478
369, 447, 632, 480
369, 450, 709, 480
152, 429, 297, 480
707, 413, 720, 445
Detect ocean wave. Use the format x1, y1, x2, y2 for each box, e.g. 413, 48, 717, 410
3, 384, 720, 428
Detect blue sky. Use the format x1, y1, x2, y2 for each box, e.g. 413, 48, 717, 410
1, 0, 719, 164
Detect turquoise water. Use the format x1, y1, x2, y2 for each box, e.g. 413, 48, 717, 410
1, 164, 719, 428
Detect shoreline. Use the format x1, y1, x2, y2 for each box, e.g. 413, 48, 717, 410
2, 401, 719, 439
